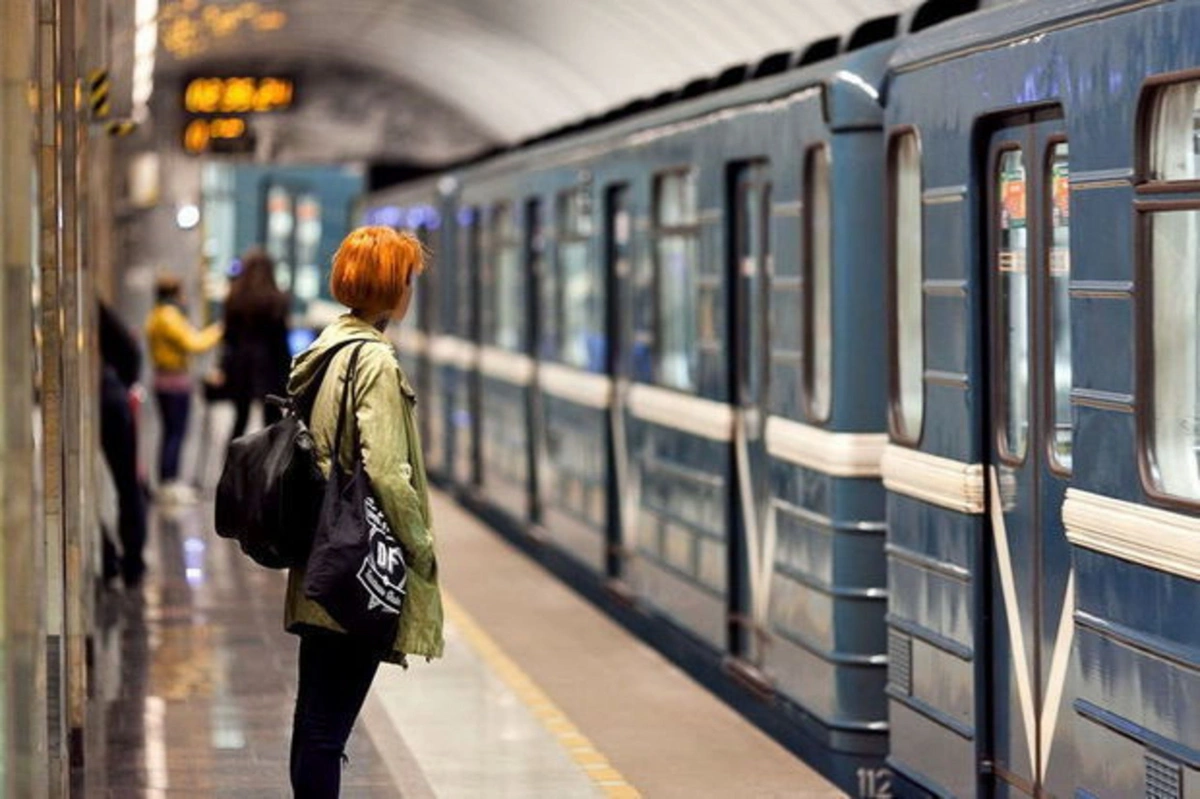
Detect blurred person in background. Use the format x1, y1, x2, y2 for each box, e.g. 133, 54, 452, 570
99, 299, 148, 587
219, 247, 292, 447
145, 274, 222, 504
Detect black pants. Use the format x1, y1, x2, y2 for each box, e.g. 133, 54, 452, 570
155, 389, 191, 482
101, 367, 147, 584
290, 630, 382, 798
229, 393, 283, 443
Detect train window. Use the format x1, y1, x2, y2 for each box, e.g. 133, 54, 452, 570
995, 147, 1030, 462
294, 194, 322, 302
457, 206, 480, 339
479, 207, 497, 345
1148, 79, 1200, 182
1145, 79, 1200, 499
1149, 208, 1200, 498
890, 131, 924, 443
623, 193, 654, 383
1047, 142, 1073, 471
411, 222, 434, 335
265, 185, 295, 291
556, 187, 602, 371
804, 146, 833, 421
491, 203, 522, 351
528, 199, 552, 358
654, 170, 699, 391
732, 161, 772, 409
770, 179, 802, 419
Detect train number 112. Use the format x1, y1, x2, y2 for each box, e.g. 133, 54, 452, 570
856, 767, 893, 798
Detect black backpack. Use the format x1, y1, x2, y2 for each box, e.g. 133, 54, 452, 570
214, 338, 371, 568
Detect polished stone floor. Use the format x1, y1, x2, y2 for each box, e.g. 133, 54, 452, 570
84, 476, 842, 797
83, 496, 608, 798
85, 504, 400, 798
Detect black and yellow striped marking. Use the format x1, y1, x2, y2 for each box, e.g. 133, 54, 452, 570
105, 119, 136, 137
88, 69, 110, 119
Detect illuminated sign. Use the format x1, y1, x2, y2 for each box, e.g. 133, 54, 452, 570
183, 76, 294, 114
183, 117, 254, 155
181, 75, 291, 155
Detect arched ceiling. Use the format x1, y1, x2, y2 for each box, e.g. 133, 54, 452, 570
151, 0, 917, 162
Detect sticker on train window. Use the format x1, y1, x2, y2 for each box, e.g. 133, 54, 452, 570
1051, 160, 1070, 223
1050, 158, 1071, 277
1048, 142, 1072, 470
1000, 167, 1027, 230
996, 147, 1029, 460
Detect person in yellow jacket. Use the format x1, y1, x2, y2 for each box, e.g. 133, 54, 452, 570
144, 274, 221, 504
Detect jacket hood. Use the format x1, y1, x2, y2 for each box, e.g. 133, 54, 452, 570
286, 314, 387, 399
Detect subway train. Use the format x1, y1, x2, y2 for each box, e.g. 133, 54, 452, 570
362, 1, 1200, 796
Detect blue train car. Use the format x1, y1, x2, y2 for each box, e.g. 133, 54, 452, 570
366, 24, 908, 793
883, 1, 1200, 796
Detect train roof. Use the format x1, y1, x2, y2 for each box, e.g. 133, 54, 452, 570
380, 41, 896, 197
891, 0, 1161, 72
365, 0, 987, 203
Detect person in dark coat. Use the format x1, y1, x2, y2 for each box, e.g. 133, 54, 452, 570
221, 247, 292, 445
98, 299, 148, 587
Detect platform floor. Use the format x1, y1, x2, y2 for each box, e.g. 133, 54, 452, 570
85, 488, 842, 798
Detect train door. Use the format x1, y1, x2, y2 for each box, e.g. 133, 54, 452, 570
606, 184, 633, 580
526, 198, 545, 522
728, 161, 772, 662
981, 111, 1074, 796
478, 202, 530, 520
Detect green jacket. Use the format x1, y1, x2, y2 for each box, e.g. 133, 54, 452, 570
283, 315, 444, 663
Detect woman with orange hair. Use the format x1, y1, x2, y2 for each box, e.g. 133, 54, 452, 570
283, 227, 443, 797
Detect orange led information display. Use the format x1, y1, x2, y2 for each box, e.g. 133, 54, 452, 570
183, 117, 253, 154
184, 76, 294, 114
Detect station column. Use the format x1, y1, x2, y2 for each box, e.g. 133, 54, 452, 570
0, 0, 49, 794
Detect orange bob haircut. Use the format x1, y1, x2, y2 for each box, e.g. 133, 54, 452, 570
329, 226, 427, 312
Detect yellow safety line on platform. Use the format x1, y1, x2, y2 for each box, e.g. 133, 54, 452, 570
442, 594, 642, 799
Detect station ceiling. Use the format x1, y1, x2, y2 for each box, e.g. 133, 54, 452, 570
153, 0, 917, 163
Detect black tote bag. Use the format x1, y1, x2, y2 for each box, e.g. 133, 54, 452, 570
303, 343, 408, 650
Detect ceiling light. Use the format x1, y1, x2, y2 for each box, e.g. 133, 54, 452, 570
176, 204, 201, 230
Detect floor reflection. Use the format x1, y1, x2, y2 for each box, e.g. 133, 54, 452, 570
86, 503, 399, 798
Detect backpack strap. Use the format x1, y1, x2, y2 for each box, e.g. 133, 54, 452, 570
331, 343, 368, 458
290, 338, 376, 423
